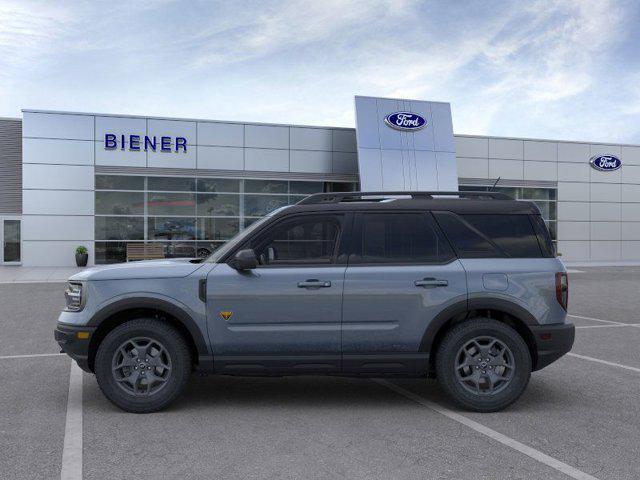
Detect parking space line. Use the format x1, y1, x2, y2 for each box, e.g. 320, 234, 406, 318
0, 353, 65, 360
575, 324, 640, 329
61, 361, 83, 480
374, 379, 600, 480
567, 353, 640, 373
568, 314, 627, 325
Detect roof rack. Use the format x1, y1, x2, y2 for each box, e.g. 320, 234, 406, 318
296, 191, 512, 205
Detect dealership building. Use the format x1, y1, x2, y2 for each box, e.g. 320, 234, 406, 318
0, 95, 639, 267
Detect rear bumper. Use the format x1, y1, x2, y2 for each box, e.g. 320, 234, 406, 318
54, 323, 96, 373
530, 322, 575, 371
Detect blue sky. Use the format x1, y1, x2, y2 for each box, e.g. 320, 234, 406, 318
1, 0, 639, 142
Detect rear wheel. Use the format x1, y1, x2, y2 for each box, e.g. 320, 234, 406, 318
435, 318, 531, 412
95, 318, 191, 413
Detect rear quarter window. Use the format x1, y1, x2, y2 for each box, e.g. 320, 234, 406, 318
434, 212, 544, 258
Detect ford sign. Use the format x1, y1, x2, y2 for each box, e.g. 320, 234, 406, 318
384, 112, 427, 131
590, 155, 621, 172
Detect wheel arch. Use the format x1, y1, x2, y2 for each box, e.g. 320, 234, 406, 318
86, 297, 211, 373
422, 298, 539, 372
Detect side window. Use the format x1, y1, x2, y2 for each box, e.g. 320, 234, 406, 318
530, 214, 555, 258
433, 212, 501, 258
352, 213, 454, 264
434, 212, 543, 258
461, 214, 542, 258
250, 215, 341, 266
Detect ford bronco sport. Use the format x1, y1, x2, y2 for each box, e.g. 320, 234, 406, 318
55, 191, 574, 413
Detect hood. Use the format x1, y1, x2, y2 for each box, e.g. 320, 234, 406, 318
69, 258, 206, 281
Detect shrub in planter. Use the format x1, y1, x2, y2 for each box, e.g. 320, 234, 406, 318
75, 246, 88, 267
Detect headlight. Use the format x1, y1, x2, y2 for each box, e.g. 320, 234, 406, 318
64, 282, 84, 312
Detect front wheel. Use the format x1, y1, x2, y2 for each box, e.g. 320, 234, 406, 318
435, 318, 531, 412
94, 318, 191, 413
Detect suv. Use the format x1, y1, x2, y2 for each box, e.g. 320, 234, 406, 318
55, 191, 574, 413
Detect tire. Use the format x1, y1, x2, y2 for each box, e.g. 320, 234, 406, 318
197, 248, 211, 258
94, 318, 191, 413
435, 318, 531, 412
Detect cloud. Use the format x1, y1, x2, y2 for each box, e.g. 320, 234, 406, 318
0, 1, 73, 75
0, 0, 637, 142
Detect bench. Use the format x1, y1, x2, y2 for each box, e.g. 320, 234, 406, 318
126, 243, 165, 262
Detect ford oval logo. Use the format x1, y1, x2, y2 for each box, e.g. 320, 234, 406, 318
384, 112, 427, 131
590, 155, 622, 171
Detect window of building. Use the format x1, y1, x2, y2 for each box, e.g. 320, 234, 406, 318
95, 191, 145, 215
352, 213, 454, 264
94, 175, 356, 263
2, 219, 21, 263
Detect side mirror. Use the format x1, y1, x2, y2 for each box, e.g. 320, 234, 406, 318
231, 249, 258, 270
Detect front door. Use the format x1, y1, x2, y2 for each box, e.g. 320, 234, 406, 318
206, 212, 349, 374
341, 212, 467, 375
1, 218, 21, 264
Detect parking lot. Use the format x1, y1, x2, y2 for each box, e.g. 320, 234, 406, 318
1, 267, 639, 480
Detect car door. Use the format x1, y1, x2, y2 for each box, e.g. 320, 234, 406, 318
206, 212, 349, 374
341, 211, 467, 375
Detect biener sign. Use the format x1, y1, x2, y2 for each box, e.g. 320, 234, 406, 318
104, 134, 188, 152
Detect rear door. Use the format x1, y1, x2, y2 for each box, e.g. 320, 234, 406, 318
341, 211, 467, 375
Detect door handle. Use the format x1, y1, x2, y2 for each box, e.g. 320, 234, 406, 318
297, 279, 332, 289
414, 278, 448, 288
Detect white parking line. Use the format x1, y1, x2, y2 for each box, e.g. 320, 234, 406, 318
0, 353, 65, 360
375, 379, 599, 480
60, 361, 83, 480
568, 314, 626, 325
567, 353, 640, 373
575, 324, 640, 329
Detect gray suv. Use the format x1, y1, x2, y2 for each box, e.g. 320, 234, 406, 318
55, 191, 574, 413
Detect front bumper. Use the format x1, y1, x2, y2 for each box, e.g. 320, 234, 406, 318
54, 323, 96, 372
530, 322, 575, 371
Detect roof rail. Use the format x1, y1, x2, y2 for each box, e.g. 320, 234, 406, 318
296, 191, 512, 205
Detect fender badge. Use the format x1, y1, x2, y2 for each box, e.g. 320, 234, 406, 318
220, 311, 233, 321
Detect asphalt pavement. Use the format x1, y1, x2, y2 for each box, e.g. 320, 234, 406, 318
1, 268, 639, 479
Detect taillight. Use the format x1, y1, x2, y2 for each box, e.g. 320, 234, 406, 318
555, 272, 568, 311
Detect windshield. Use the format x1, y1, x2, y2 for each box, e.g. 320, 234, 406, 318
205, 205, 291, 263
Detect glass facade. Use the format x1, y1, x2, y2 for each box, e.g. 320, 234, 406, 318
95, 175, 356, 264
3, 220, 21, 263
458, 185, 558, 243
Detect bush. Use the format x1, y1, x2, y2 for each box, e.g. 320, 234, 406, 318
76, 246, 88, 255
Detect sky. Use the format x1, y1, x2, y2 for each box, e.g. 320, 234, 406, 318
1, 0, 639, 143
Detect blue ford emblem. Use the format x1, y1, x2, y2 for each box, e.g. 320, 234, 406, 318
590, 155, 621, 171
384, 112, 427, 131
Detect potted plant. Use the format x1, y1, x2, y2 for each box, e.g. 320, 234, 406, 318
75, 246, 88, 267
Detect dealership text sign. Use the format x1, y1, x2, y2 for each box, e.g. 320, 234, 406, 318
104, 134, 188, 152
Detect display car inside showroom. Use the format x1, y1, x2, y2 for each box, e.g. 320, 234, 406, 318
0, 95, 638, 267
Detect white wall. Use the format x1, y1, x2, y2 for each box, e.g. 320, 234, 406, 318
22, 112, 96, 266
455, 135, 640, 262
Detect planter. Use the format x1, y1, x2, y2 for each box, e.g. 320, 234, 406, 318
75, 253, 88, 267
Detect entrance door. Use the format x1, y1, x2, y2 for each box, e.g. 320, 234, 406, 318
1, 218, 21, 264
206, 212, 349, 374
